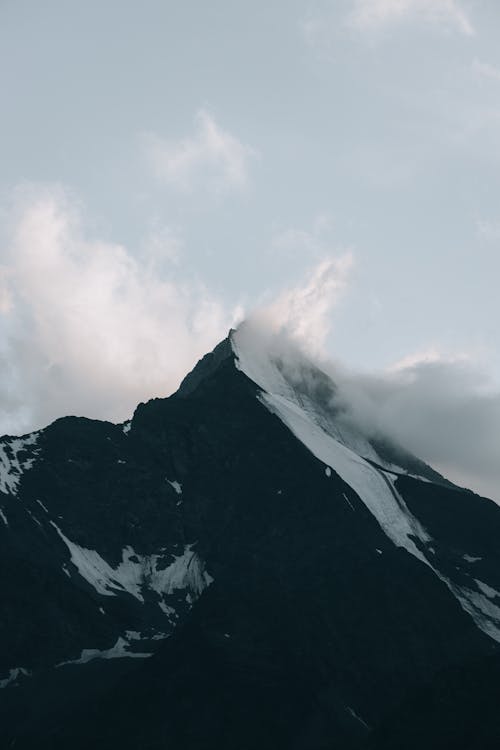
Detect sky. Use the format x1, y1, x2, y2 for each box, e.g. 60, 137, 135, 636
1, 0, 499, 499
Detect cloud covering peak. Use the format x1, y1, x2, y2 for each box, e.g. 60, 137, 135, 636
231, 318, 500, 504
1, 186, 499, 504
0, 184, 240, 434
247, 254, 354, 354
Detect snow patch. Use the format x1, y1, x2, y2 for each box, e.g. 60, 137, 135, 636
475, 580, 500, 599
125, 630, 141, 641
122, 421, 131, 434
0, 507, 7, 526
167, 479, 182, 495
237, 344, 500, 643
260, 390, 431, 565
0, 667, 31, 689
0, 433, 39, 495
232, 328, 432, 563
149, 544, 214, 598
57, 636, 151, 666
325, 466, 331, 477
257, 394, 500, 641
51, 523, 213, 607
450, 583, 500, 642
159, 601, 176, 617
342, 492, 355, 512
26, 509, 43, 528
464, 554, 482, 563
346, 706, 370, 730
231, 327, 430, 480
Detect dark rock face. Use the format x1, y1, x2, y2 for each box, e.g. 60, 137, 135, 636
1, 335, 500, 748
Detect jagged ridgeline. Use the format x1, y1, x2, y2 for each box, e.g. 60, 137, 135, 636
2, 325, 500, 749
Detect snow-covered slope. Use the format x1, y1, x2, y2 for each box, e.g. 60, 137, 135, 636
231, 325, 500, 643
231, 325, 440, 481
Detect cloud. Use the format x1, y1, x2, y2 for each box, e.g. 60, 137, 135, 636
144, 109, 257, 194
249, 254, 354, 354
2, 193, 498, 506
476, 217, 500, 241
2, 187, 496, 505
347, 0, 475, 36
0, 190, 349, 437
0, 184, 240, 435
141, 219, 183, 266
329, 352, 500, 502
472, 59, 500, 83
229, 249, 500, 503
270, 214, 334, 259
236, 309, 500, 503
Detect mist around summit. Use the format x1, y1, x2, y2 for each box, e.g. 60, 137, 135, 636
1, 199, 499, 503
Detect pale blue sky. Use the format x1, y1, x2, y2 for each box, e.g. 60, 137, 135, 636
1, 1, 500, 498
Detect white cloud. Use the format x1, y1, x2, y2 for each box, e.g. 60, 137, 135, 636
390, 347, 452, 371
0, 191, 349, 435
271, 214, 334, 259
347, 0, 475, 36
3, 193, 499, 506
249, 254, 354, 354
472, 59, 500, 83
144, 109, 257, 194
476, 217, 500, 241
141, 219, 183, 266
0, 184, 240, 435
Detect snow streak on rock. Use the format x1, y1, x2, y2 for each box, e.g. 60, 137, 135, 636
231, 326, 500, 643
57, 636, 152, 667
0, 667, 31, 689
51, 522, 213, 608
167, 479, 182, 494
0, 433, 39, 495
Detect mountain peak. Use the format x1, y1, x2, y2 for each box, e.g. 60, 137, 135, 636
176, 332, 236, 397
177, 323, 448, 488
3, 321, 500, 748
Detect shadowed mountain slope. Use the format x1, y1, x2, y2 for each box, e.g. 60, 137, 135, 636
1, 327, 500, 748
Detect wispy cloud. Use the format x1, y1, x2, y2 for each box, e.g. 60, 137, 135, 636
271, 215, 334, 260
0, 184, 240, 435
347, 0, 475, 36
141, 219, 183, 266
144, 109, 257, 194
472, 58, 500, 83
250, 254, 354, 354
0, 190, 349, 435
476, 217, 500, 241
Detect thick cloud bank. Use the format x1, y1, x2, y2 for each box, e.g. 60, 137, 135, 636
0, 184, 240, 434
329, 356, 500, 503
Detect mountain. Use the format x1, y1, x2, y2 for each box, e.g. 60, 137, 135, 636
2, 325, 500, 749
